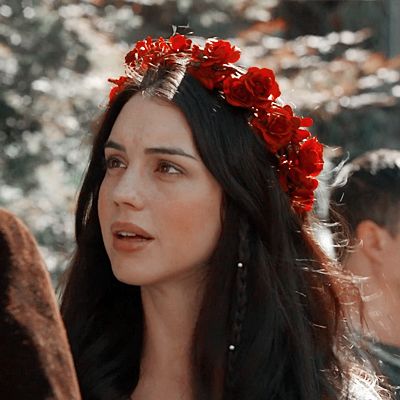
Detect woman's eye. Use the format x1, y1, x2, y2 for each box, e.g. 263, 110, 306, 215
156, 161, 182, 175
105, 156, 126, 169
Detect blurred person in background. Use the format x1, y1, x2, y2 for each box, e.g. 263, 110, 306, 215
330, 148, 400, 398
60, 34, 391, 400
0, 208, 80, 399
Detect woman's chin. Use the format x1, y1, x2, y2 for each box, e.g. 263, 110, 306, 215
111, 265, 161, 287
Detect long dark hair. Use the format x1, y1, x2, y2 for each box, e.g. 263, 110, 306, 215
60, 59, 383, 400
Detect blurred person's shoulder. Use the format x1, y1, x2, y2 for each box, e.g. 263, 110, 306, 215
0, 207, 34, 240
0, 207, 43, 262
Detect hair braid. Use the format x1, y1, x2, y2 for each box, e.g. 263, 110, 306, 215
226, 218, 250, 393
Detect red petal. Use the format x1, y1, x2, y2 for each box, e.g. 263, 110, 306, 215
301, 117, 313, 127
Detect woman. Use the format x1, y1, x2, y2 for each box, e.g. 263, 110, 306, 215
60, 34, 388, 400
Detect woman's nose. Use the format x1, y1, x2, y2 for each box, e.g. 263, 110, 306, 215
111, 168, 145, 210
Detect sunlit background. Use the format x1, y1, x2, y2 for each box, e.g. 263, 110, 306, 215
1, 0, 399, 282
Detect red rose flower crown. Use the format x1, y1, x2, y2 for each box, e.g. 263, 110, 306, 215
108, 34, 324, 215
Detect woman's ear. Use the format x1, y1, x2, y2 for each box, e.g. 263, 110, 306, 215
355, 219, 389, 264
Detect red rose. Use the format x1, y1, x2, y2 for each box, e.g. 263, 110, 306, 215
287, 168, 319, 213
278, 168, 316, 213
278, 136, 322, 214
292, 129, 311, 143
188, 66, 214, 90
290, 171, 319, 213
291, 187, 316, 213
223, 69, 280, 110
243, 67, 281, 102
201, 39, 241, 67
291, 116, 313, 143
125, 36, 173, 70
251, 105, 301, 152
223, 75, 255, 108
296, 137, 324, 177
189, 65, 230, 90
300, 117, 313, 127
189, 40, 240, 90
125, 36, 153, 65
190, 44, 202, 63
152, 36, 171, 54
170, 34, 192, 51
108, 76, 129, 102
288, 168, 319, 191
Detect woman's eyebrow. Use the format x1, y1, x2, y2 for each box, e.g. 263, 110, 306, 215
145, 146, 198, 160
104, 140, 126, 152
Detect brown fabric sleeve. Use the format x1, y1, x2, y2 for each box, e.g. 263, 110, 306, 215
0, 208, 81, 400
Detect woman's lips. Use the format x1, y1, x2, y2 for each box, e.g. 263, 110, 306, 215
111, 221, 153, 238
110, 221, 154, 253
112, 234, 153, 252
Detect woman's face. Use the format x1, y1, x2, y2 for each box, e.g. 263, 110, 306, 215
98, 93, 223, 287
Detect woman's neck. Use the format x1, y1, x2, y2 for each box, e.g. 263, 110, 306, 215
133, 278, 205, 400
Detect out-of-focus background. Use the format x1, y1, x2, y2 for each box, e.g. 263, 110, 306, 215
1, 0, 400, 282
